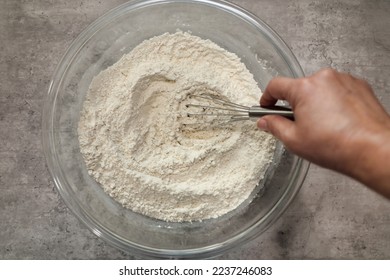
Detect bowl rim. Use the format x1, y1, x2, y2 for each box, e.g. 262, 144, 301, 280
42, 0, 309, 259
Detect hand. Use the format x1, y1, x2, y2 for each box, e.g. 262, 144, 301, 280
257, 68, 390, 198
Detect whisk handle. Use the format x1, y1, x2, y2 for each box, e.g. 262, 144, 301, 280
249, 106, 294, 120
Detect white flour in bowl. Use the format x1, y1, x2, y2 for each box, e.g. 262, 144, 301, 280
78, 31, 275, 222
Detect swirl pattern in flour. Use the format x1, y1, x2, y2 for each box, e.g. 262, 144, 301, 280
78, 32, 275, 222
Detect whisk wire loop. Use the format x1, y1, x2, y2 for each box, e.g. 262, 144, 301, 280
184, 93, 294, 124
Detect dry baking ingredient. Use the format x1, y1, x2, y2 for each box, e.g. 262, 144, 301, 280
78, 31, 275, 222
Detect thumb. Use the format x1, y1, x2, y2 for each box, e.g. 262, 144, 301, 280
257, 115, 296, 144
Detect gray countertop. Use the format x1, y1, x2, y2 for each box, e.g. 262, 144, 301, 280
1, 0, 389, 259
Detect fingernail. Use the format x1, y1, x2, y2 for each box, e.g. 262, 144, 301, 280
257, 118, 268, 131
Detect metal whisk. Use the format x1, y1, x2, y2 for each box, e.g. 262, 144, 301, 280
185, 93, 294, 122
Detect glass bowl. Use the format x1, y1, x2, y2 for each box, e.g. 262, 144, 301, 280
42, 0, 309, 259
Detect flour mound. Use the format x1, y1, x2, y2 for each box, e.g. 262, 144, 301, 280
78, 32, 275, 222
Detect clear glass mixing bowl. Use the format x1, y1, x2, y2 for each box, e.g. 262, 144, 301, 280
42, 0, 309, 259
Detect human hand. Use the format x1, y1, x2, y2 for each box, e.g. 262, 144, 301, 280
257, 68, 390, 198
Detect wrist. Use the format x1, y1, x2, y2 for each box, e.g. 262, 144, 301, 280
348, 125, 390, 198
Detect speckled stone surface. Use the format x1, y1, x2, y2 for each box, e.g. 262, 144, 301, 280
1, 0, 389, 259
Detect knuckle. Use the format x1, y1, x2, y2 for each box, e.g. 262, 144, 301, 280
318, 68, 337, 78
267, 78, 280, 89
296, 77, 313, 92
346, 74, 373, 93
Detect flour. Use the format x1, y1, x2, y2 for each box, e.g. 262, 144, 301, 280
78, 31, 275, 222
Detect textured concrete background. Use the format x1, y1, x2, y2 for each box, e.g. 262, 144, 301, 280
1, 0, 389, 259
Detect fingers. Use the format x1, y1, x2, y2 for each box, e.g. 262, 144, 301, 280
257, 115, 297, 147
259, 77, 299, 149
260, 77, 298, 107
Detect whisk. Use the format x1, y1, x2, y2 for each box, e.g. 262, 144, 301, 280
185, 93, 294, 122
